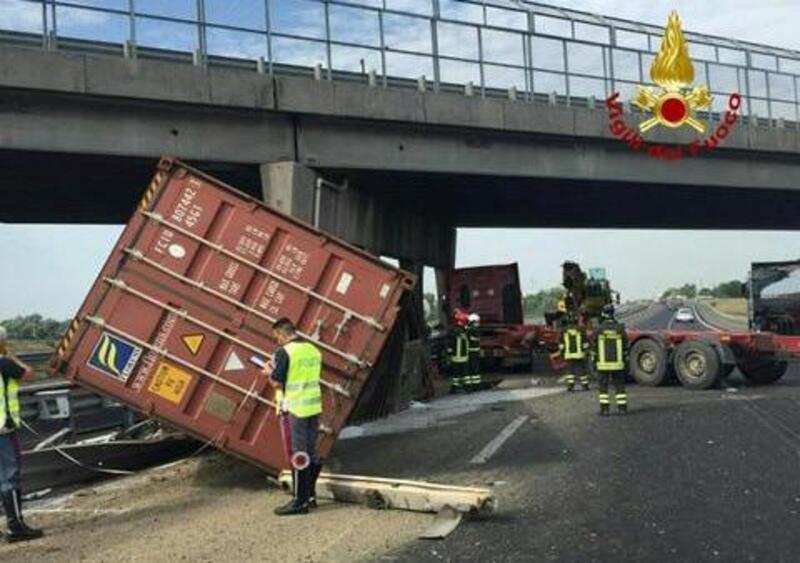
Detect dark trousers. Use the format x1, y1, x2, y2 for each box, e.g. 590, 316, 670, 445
0, 432, 21, 494
596, 370, 627, 407
289, 414, 319, 466
467, 352, 482, 386
449, 361, 468, 388
287, 414, 319, 505
564, 359, 589, 388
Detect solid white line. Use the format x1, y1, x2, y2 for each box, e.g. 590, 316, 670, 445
470, 415, 530, 465
691, 304, 721, 332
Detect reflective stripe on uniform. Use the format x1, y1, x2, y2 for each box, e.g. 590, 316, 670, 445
0, 376, 20, 430
596, 330, 625, 371
450, 333, 469, 364
598, 393, 610, 405
562, 328, 585, 360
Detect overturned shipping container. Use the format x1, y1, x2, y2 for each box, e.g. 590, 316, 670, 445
52, 158, 415, 475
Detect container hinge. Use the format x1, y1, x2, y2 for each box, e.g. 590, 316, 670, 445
320, 424, 334, 435
333, 312, 352, 344
85, 315, 106, 328
310, 318, 325, 341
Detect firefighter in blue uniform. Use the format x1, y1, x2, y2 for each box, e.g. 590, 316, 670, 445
591, 305, 629, 416
559, 313, 590, 392
447, 310, 469, 392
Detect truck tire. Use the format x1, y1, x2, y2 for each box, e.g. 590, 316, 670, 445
739, 359, 788, 385
673, 341, 721, 390
629, 338, 668, 386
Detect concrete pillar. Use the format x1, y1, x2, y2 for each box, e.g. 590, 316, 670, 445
260, 161, 456, 271
259, 161, 318, 223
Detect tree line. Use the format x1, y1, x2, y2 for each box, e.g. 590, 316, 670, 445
660, 280, 743, 300
1, 315, 70, 341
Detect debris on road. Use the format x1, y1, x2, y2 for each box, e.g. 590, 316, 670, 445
277, 471, 496, 515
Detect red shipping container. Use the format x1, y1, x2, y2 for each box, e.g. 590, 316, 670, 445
53, 158, 415, 475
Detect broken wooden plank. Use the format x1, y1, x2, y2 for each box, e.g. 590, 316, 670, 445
277, 471, 496, 515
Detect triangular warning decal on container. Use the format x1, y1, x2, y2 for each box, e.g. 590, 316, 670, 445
182, 334, 204, 356
224, 350, 245, 372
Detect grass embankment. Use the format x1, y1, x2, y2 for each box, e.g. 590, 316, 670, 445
708, 298, 747, 317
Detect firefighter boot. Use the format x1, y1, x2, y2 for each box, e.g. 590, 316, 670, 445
599, 404, 610, 417
308, 463, 323, 509
565, 375, 575, 392
617, 404, 628, 416
580, 375, 591, 391
274, 470, 310, 516
3, 490, 44, 543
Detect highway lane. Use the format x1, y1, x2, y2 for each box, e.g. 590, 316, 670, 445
624, 302, 712, 333
379, 372, 800, 562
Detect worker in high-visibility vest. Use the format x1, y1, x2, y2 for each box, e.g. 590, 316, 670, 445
559, 314, 590, 392
265, 318, 323, 516
0, 326, 44, 542
465, 313, 483, 390
590, 305, 629, 416
447, 309, 470, 392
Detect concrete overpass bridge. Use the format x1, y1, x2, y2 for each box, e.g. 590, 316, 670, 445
1, 0, 800, 272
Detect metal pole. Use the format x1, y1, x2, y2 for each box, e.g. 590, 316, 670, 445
744, 50, 753, 118
430, 17, 441, 90
477, 26, 485, 97
794, 75, 799, 124
196, 0, 207, 62
264, 0, 273, 76
704, 60, 712, 123
41, 0, 48, 48
324, 0, 332, 80
608, 26, 616, 94
522, 33, 530, 101
128, 0, 136, 50
378, 10, 387, 87
765, 70, 773, 121
50, 0, 58, 48
527, 12, 535, 99
562, 39, 569, 105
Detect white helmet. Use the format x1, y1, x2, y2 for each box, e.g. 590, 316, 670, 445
468, 313, 480, 324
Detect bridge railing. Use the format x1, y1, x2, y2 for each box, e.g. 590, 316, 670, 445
0, 0, 798, 127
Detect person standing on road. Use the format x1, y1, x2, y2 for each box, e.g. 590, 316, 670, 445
447, 309, 469, 392
265, 318, 323, 516
559, 314, 590, 392
0, 326, 44, 542
591, 305, 629, 416
465, 313, 483, 391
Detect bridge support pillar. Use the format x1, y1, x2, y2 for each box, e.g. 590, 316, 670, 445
260, 160, 456, 271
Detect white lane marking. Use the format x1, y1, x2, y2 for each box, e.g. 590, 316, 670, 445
691, 304, 721, 332
470, 415, 530, 465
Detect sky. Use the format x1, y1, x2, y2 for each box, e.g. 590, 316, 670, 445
0, 1, 799, 319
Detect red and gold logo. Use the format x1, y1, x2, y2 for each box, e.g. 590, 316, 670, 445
605, 11, 741, 160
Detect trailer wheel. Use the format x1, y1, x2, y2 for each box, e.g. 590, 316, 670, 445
739, 359, 788, 385
673, 341, 720, 390
629, 339, 668, 386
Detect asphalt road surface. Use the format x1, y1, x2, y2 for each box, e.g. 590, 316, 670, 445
332, 369, 800, 562
625, 302, 713, 332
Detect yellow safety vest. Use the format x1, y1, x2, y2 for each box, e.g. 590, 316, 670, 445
0, 373, 21, 431
281, 341, 322, 418
596, 330, 625, 371
562, 328, 585, 360
450, 332, 469, 364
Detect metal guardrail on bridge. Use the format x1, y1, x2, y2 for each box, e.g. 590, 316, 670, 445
0, 0, 798, 129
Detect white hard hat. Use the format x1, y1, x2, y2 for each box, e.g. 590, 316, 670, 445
468, 313, 480, 323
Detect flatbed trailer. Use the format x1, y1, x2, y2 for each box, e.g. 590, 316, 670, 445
481, 322, 800, 390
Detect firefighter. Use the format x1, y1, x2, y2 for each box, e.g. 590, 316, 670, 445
447, 309, 469, 392
590, 305, 629, 416
465, 313, 482, 391
266, 318, 323, 516
559, 313, 590, 392
0, 327, 44, 542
